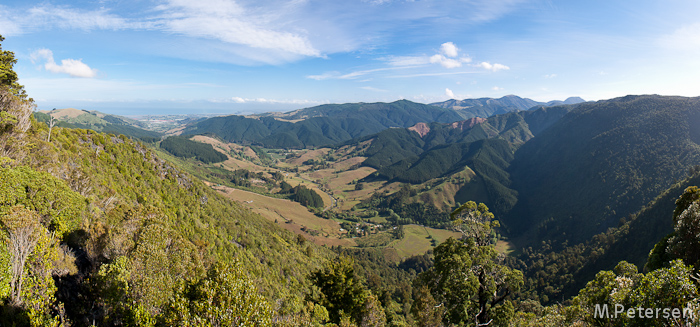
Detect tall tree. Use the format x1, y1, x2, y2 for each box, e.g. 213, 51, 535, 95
647, 186, 700, 270
416, 201, 523, 326
309, 256, 368, 324
0, 35, 27, 98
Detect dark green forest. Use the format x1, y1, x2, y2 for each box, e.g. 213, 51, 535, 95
160, 135, 228, 164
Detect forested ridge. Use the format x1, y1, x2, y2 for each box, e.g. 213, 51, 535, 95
506, 95, 700, 244
181, 100, 464, 148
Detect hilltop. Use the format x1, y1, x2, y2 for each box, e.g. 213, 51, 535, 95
34, 108, 162, 142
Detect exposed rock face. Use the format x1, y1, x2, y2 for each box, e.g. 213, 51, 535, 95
408, 122, 431, 137
450, 117, 486, 131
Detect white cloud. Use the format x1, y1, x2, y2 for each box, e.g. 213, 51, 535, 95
440, 42, 459, 58
445, 88, 455, 98
544, 74, 557, 79
430, 54, 463, 68
431, 55, 473, 69
428, 43, 472, 68
30, 49, 97, 78
476, 62, 510, 72
492, 86, 503, 91
154, 0, 320, 57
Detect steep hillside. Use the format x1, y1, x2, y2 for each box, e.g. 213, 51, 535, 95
430, 95, 584, 118
183, 100, 464, 148
507, 95, 700, 244
515, 171, 700, 303
1, 90, 332, 324
359, 105, 573, 171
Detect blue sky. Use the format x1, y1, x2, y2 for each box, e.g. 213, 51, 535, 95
2, 0, 700, 115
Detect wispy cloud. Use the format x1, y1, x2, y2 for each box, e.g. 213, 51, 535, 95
388, 71, 479, 78
154, 0, 320, 57
430, 54, 472, 68
312, 41, 483, 80
4, 1, 526, 65
30, 49, 98, 78
660, 23, 700, 51
8, 1, 319, 61
27, 5, 142, 31
382, 55, 431, 66
0, 6, 22, 36
225, 97, 322, 105
544, 73, 557, 79
307, 66, 414, 80
475, 62, 510, 72
360, 86, 388, 92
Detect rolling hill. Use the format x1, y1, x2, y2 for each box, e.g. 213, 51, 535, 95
34, 108, 162, 142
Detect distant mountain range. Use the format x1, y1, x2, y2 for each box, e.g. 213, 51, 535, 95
181, 100, 464, 148
430, 95, 586, 119
181, 96, 585, 148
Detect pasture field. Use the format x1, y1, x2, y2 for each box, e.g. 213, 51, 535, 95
386, 225, 461, 260
215, 185, 355, 247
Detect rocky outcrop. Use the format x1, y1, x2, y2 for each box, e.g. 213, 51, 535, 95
450, 117, 486, 131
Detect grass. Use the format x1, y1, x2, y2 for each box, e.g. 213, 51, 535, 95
289, 148, 329, 165
495, 240, 515, 255
215, 184, 356, 247
386, 225, 461, 260
355, 232, 394, 248
410, 168, 476, 210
